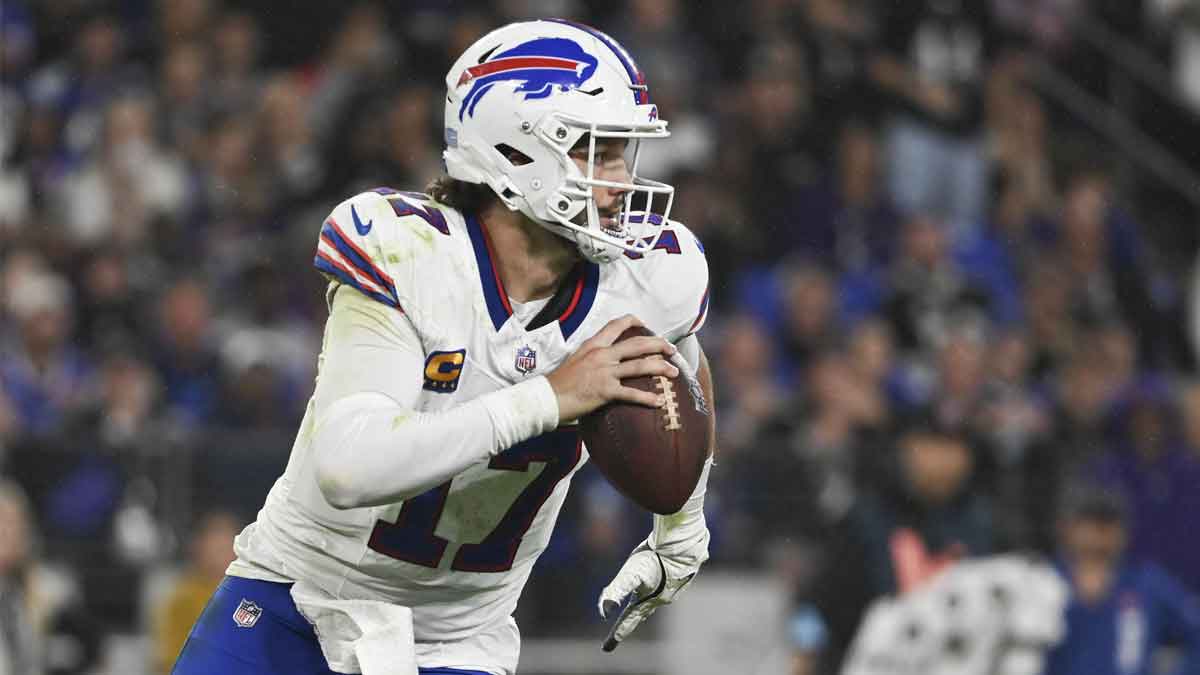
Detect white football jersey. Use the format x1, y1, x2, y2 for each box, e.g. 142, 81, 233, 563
226, 188, 708, 673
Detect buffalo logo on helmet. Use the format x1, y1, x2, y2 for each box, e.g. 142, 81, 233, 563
457, 37, 598, 120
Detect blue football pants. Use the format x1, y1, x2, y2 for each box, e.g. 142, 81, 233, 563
171, 575, 492, 675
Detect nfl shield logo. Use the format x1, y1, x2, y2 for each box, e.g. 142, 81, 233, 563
232, 598, 262, 628
515, 345, 537, 375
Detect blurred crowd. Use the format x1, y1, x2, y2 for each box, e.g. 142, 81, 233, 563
3, 1, 1200, 674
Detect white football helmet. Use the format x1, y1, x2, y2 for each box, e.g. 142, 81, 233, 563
443, 19, 674, 263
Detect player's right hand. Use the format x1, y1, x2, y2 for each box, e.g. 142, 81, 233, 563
546, 315, 679, 423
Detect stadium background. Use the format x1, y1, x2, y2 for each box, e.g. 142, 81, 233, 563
3, 0, 1200, 673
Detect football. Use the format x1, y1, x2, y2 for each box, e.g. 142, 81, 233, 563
580, 326, 713, 514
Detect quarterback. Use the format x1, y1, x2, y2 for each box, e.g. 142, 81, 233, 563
172, 18, 714, 675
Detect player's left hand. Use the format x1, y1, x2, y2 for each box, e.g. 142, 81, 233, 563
598, 543, 700, 651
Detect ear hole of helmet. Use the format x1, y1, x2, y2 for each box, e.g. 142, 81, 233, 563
495, 143, 533, 167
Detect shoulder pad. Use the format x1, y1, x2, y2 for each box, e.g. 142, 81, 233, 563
620, 218, 709, 343
313, 188, 459, 314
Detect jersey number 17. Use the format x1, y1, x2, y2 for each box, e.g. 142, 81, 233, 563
367, 429, 581, 573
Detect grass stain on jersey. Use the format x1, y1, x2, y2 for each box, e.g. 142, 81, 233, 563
296, 402, 317, 444
391, 410, 414, 430
382, 225, 434, 267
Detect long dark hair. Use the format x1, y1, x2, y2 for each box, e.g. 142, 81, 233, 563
426, 175, 496, 215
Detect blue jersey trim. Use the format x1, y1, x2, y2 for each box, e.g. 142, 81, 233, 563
314, 254, 401, 309
558, 261, 600, 340
465, 214, 512, 331
318, 219, 400, 307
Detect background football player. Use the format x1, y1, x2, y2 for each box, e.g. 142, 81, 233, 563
171, 18, 715, 675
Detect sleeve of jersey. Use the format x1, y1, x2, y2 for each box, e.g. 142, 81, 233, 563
659, 224, 711, 344
309, 279, 560, 510
312, 191, 405, 312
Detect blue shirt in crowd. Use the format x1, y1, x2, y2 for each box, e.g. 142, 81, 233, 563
1044, 559, 1200, 675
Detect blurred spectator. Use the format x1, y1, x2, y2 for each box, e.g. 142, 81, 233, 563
152, 510, 239, 674
991, 0, 1083, 53
728, 260, 842, 395
987, 65, 1055, 221
0, 87, 29, 233
1183, 381, 1200, 458
972, 329, 1054, 547
379, 86, 441, 187
846, 318, 899, 424
1090, 380, 1200, 593
26, 9, 143, 166
258, 74, 324, 205
929, 326, 989, 431
1019, 349, 1122, 547
612, 0, 717, 178
441, 11, 498, 82
613, 0, 709, 112
738, 340, 893, 565
55, 93, 188, 248
159, 42, 210, 162
209, 10, 264, 116
778, 263, 840, 376
0, 479, 100, 675
18, 101, 68, 212
152, 278, 220, 427
799, 0, 880, 145
792, 423, 995, 672
1191, 253, 1200, 364
1093, 322, 1140, 398
952, 169, 1045, 327
218, 258, 318, 407
870, 0, 998, 235
0, 1, 36, 87
1044, 483, 1200, 675
733, 39, 820, 247
306, 3, 401, 149
1, 0, 31, 137
0, 248, 44, 349
0, 389, 17, 455
198, 114, 269, 225
0, 479, 40, 674
881, 216, 992, 356
156, 0, 215, 54
0, 271, 91, 437
1023, 255, 1079, 377
667, 171, 749, 295
70, 354, 159, 451
712, 316, 788, 457
73, 248, 145, 354
4, 353, 160, 630
1146, 0, 1200, 112
1049, 169, 1148, 327
330, 85, 441, 194
214, 363, 295, 431
787, 121, 899, 277
1055, 167, 1191, 369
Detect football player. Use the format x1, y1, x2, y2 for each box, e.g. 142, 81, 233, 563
172, 18, 714, 675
